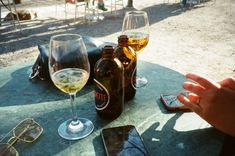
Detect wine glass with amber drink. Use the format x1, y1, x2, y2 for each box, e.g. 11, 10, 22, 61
122, 10, 149, 88
49, 34, 94, 140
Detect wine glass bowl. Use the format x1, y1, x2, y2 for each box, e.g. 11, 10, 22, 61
49, 34, 94, 140
126, 32, 149, 54
122, 10, 150, 88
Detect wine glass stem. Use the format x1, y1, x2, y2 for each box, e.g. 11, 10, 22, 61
136, 52, 148, 88
137, 53, 140, 77
70, 94, 78, 124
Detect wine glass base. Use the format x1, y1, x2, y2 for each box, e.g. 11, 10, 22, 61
135, 76, 148, 88
58, 118, 94, 140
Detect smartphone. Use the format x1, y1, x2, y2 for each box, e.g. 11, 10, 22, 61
101, 125, 149, 156
160, 92, 189, 111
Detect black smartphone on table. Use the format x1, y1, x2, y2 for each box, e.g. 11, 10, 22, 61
101, 125, 149, 156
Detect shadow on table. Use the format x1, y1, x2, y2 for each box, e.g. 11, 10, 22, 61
0, 1, 206, 55
15, 108, 112, 156
141, 113, 224, 156
0, 64, 93, 107
0, 60, 223, 155
124, 61, 224, 156
0, 57, 185, 107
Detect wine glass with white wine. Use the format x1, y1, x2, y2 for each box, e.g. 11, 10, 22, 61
49, 34, 94, 140
122, 10, 149, 88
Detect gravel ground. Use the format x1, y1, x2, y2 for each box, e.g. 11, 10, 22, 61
0, 0, 234, 81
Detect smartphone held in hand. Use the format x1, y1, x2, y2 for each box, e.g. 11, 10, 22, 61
101, 125, 149, 156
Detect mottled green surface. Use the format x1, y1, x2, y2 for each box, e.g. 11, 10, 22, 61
0, 61, 224, 156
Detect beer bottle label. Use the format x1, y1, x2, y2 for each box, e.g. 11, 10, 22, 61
94, 79, 110, 110
131, 66, 137, 89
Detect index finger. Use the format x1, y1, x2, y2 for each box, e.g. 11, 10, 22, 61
177, 94, 202, 114
186, 73, 221, 89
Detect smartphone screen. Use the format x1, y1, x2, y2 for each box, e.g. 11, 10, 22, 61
160, 92, 189, 111
101, 125, 149, 156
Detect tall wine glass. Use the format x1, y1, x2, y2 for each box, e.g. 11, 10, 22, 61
122, 10, 149, 88
49, 34, 94, 140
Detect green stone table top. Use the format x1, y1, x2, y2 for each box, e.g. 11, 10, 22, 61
0, 61, 224, 156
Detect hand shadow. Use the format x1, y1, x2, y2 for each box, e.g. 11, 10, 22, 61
141, 113, 224, 156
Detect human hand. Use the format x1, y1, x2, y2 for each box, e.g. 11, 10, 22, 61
177, 73, 235, 137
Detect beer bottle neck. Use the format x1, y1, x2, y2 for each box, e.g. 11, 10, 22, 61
118, 41, 128, 47
118, 35, 129, 47
102, 45, 115, 58
102, 51, 114, 58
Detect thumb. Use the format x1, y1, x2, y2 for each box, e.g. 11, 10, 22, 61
219, 77, 235, 90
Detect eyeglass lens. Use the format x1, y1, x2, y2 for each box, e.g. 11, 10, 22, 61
0, 118, 43, 156
13, 118, 43, 143
0, 143, 19, 156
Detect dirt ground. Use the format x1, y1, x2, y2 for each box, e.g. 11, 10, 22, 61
0, 0, 234, 81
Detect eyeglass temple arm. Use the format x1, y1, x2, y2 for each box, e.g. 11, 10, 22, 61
0, 129, 13, 143
0, 125, 30, 155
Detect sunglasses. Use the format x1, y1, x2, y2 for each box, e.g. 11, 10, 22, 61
0, 118, 43, 156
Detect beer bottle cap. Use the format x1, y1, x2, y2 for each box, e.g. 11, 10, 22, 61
103, 45, 114, 51
118, 35, 128, 43
102, 45, 114, 57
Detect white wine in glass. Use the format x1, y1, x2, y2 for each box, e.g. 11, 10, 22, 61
122, 11, 149, 88
52, 68, 89, 94
125, 32, 149, 54
49, 34, 94, 140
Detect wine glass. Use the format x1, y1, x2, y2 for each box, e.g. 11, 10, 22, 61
49, 34, 94, 140
122, 10, 149, 88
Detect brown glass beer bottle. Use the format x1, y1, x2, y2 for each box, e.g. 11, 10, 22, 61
94, 45, 124, 119
114, 35, 137, 101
